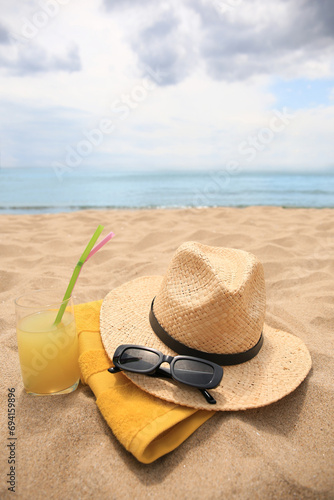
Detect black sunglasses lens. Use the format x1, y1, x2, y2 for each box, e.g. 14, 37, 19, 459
119, 347, 160, 372
173, 359, 214, 386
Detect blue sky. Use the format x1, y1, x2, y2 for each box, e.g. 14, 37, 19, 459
270, 78, 334, 111
0, 0, 333, 172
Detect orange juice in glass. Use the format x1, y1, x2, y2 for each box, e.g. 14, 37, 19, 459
15, 290, 80, 395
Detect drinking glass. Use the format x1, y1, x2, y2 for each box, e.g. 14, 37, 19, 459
15, 289, 80, 396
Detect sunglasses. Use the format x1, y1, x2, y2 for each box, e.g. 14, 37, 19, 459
108, 344, 223, 405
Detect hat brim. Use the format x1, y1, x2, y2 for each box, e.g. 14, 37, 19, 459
100, 276, 312, 411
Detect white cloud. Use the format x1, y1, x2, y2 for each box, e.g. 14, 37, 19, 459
99, 0, 334, 84
0, 0, 333, 171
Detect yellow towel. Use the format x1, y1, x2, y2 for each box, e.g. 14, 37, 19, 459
75, 300, 213, 464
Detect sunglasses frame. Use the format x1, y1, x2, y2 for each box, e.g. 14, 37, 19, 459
111, 344, 223, 390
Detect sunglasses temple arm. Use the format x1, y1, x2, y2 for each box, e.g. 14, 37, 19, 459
200, 389, 216, 405
156, 368, 217, 405
108, 366, 121, 373
108, 366, 216, 405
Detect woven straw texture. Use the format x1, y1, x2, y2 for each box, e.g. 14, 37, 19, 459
153, 242, 266, 354
100, 242, 312, 411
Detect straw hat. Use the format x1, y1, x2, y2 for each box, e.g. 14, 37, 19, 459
100, 242, 311, 411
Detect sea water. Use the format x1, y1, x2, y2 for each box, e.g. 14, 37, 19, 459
0, 168, 333, 213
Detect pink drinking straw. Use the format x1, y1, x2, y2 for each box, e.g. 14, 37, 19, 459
76, 231, 115, 280
54, 227, 115, 325
85, 231, 115, 262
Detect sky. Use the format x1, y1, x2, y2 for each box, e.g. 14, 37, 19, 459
0, 0, 333, 172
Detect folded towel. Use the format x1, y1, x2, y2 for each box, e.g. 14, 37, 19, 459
75, 300, 213, 464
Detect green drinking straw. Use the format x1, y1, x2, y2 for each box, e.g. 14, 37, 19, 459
54, 225, 105, 326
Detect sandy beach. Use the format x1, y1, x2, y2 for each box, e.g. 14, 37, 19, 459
0, 206, 333, 499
